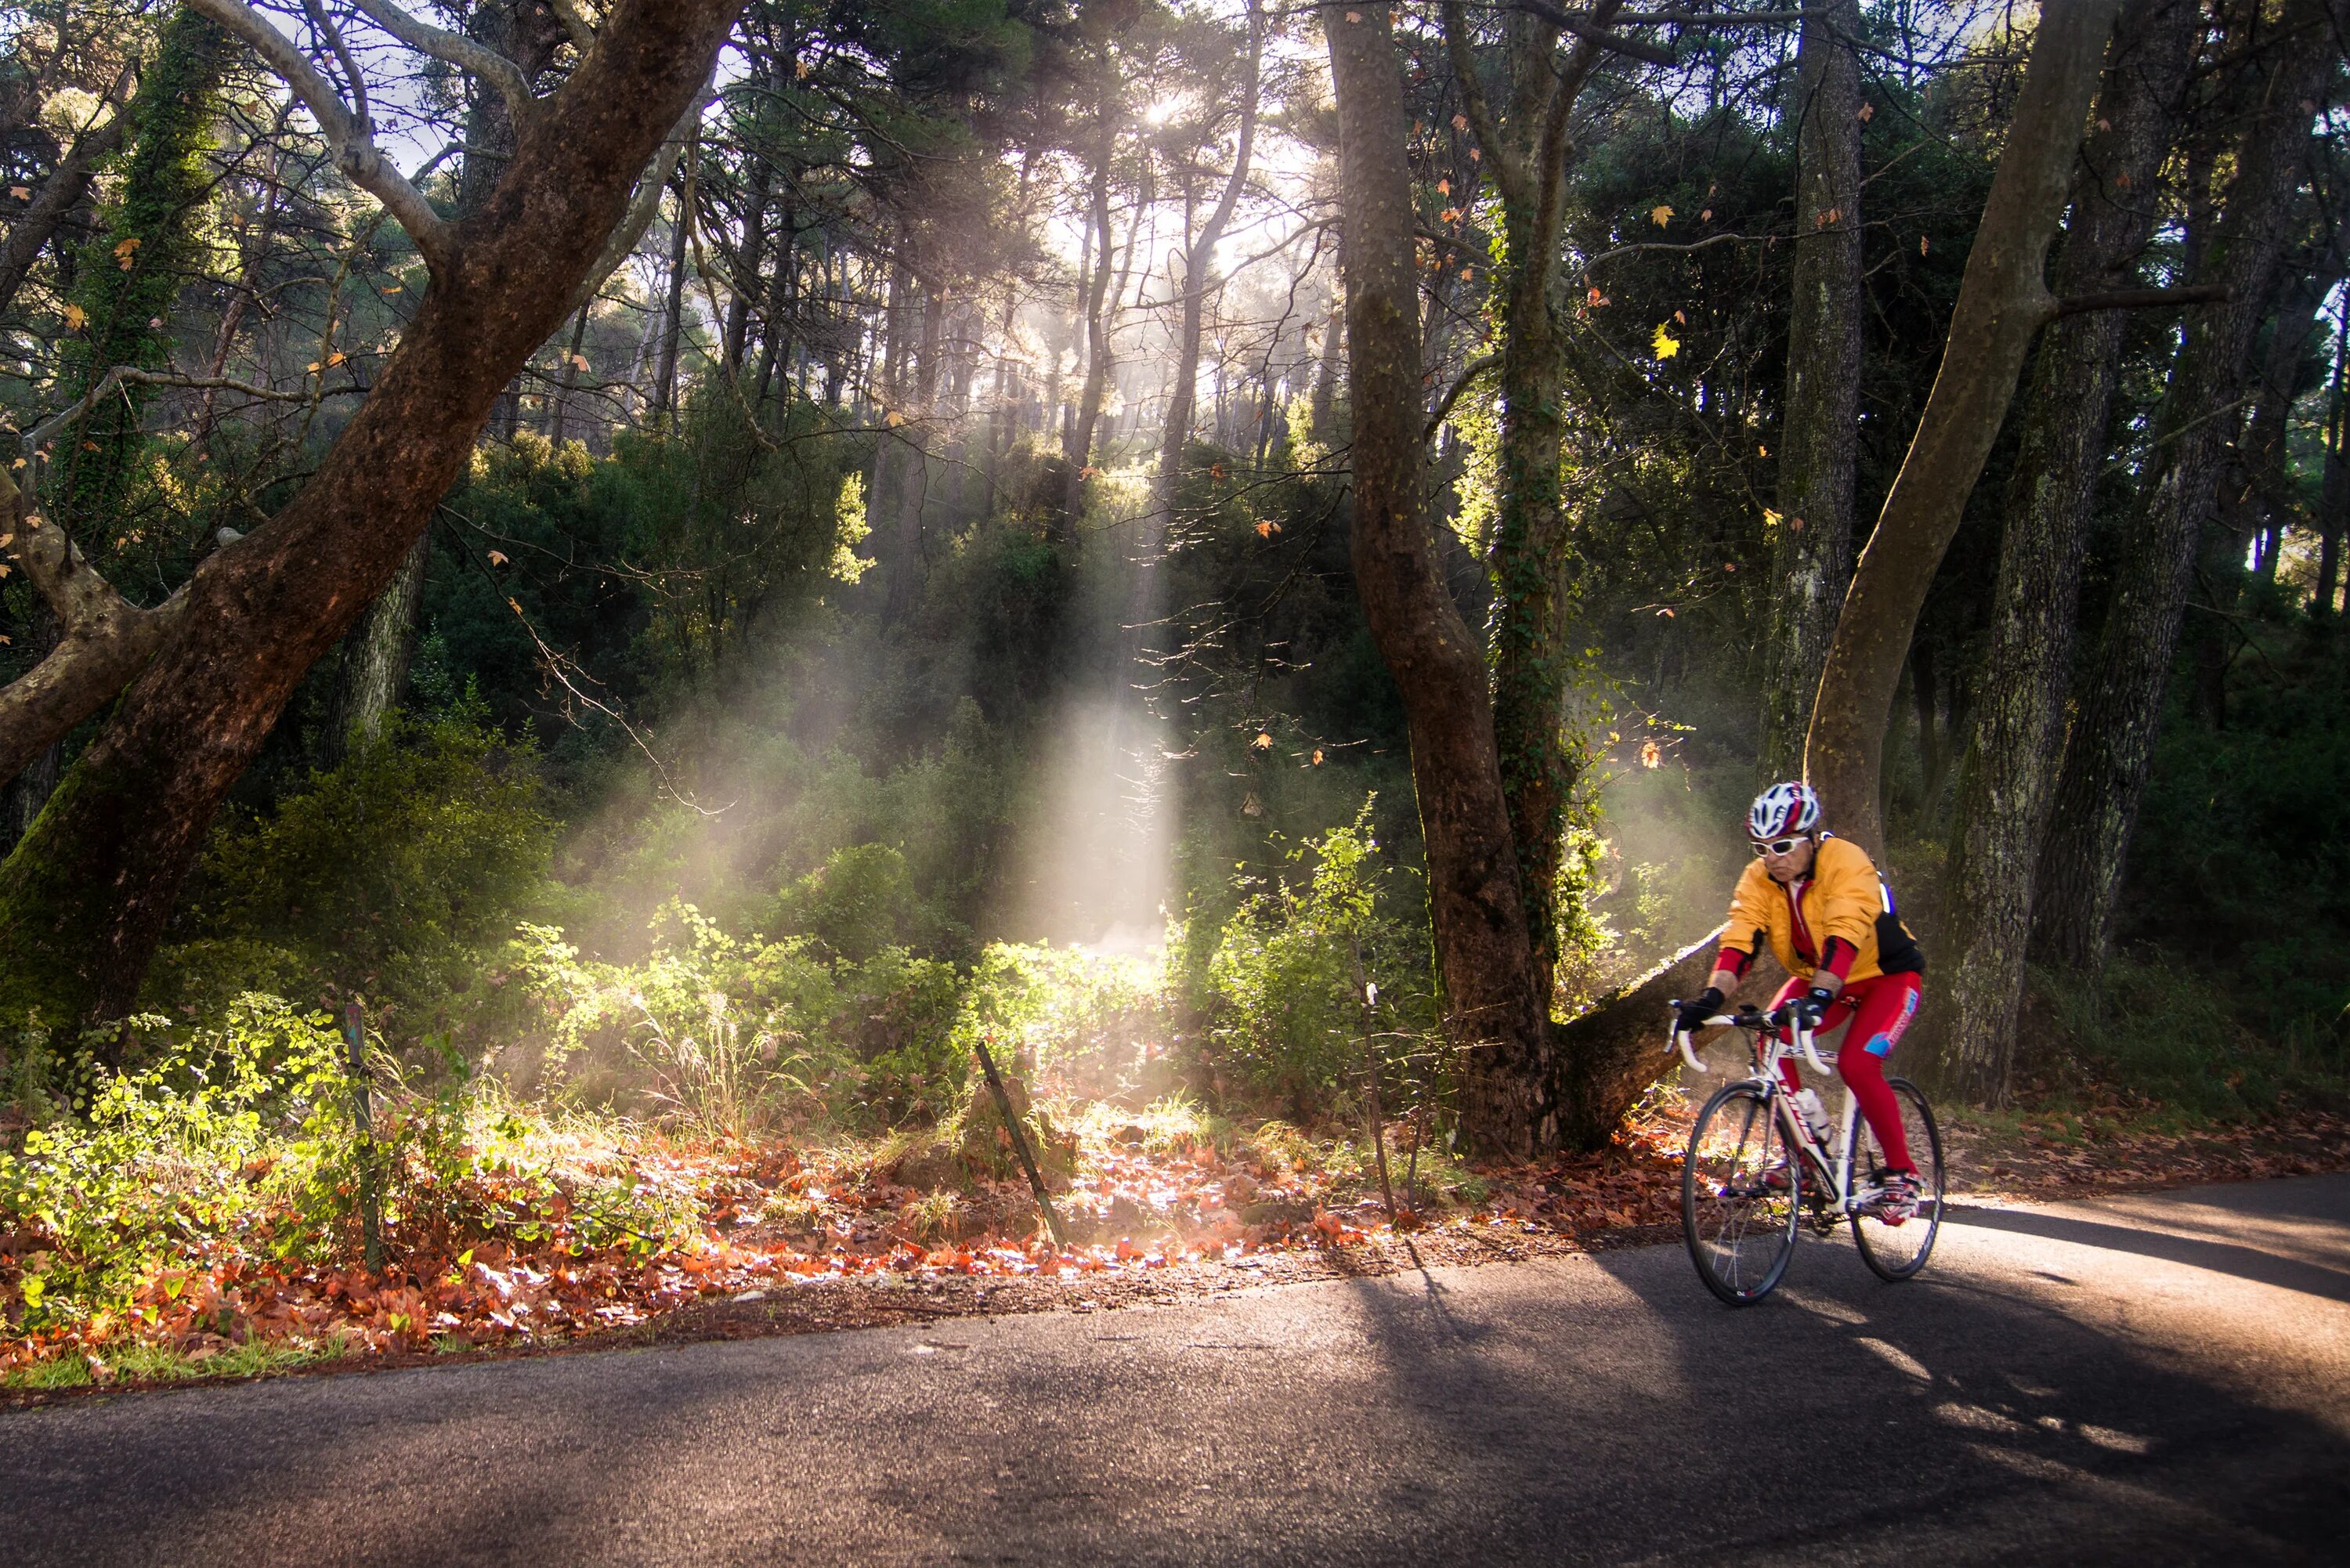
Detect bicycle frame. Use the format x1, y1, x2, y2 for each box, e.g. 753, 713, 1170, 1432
1673, 1012, 1887, 1219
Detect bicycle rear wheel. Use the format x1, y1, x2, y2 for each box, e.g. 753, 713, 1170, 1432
1683, 1082, 1799, 1306
1850, 1075, 1943, 1281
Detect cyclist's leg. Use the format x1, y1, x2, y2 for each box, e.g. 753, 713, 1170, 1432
1835, 974, 1923, 1173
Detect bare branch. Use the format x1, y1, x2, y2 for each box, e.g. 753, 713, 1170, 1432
299, 0, 369, 130
186, 0, 455, 276
2050, 283, 2229, 319
20, 367, 303, 490
343, 0, 538, 128
1425, 352, 1498, 440
548, 0, 598, 52
1513, 0, 1679, 63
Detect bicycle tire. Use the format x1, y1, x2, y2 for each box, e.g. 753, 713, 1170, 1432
1683, 1081, 1800, 1306
1849, 1076, 1944, 1281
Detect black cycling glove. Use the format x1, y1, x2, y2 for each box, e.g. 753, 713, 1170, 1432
1788, 986, 1838, 1028
1676, 987, 1726, 1035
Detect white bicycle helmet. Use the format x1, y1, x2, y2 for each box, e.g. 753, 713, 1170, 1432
1748, 780, 1823, 840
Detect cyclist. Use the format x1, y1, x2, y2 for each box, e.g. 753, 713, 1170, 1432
1675, 781, 1928, 1215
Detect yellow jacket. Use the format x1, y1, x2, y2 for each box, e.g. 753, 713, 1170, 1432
1722, 835, 1925, 983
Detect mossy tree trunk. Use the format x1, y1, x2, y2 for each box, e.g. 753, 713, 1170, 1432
0, 0, 748, 1027
1934, 0, 2203, 1106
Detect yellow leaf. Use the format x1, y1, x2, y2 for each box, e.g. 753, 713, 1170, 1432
1311, 749, 1325, 766
1919, 235, 1929, 255
487, 550, 509, 567
1652, 323, 1680, 360
383, 284, 402, 294
1650, 204, 1673, 228
113, 236, 140, 260
1252, 732, 1274, 750
884, 410, 905, 427
1858, 101, 1875, 121
327, 351, 346, 367
63, 304, 85, 331
306, 361, 320, 373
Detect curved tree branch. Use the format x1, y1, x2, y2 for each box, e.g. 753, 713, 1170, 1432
343, 0, 539, 128
186, 0, 456, 277
559, 79, 714, 321
0, 476, 185, 787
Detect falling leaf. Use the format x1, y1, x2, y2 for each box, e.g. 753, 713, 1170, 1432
327, 351, 347, 367
1655, 606, 1675, 619
1673, 309, 1687, 325
63, 303, 85, 331
1857, 101, 1875, 121
1763, 508, 1782, 529
2114, 172, 2131, 189
1640, 739, 1662, 769
1700, 208, 1712, 222
1440, 207, 1462, 224
1254, 519, 1278, 537
383, 285, 403, 294
306, 362, 320, 373
1723, 561, 1737, 572
1919, 235, 1929, 255
1344, 9, 1361, 20
487, 550, 509, 567
1788, 515, 1806, 533
1437, 179, 1451, 196
1452, 114, 1469, 132
1468, 147, 1479, 161
1252, 732, 1274, 750
1460, 267, 1474, 280
1758, 443, 1768, 457
1587, 287, 1609, 307
796, 59, 813, 78
885, 410, 905, 427
1652, 323, 1680, 360
1209, 462, 1227, 479
2096, 117, 2112, 132
1311, 749, 1325, 766
6, 186, 26, 200
1650, 204, 1673, 228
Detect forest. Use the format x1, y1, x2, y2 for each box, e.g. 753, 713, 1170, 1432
0, 0, 2342, 1386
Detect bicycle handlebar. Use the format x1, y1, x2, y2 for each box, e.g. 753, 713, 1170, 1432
1668, 1000, 1834, 1075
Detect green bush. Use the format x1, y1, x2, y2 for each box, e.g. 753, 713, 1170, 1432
1198, 799, 1437, 1115
168, 704, 556, 1034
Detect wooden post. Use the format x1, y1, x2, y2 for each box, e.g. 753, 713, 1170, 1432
342, 1001, 384, 1272
1354, 938, 1394, 1217
973, 1031, 1068, 1248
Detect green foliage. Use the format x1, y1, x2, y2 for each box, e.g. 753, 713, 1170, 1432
1198, 800, 1437, 1113
170, 705, 555, 1031
0, 998, 350, 1331
771, 844, 917, 963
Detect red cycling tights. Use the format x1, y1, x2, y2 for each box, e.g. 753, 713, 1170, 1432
1770, 971, 1923, 1175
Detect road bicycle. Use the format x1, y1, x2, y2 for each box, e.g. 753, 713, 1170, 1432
1668, 1000, 1945, 1306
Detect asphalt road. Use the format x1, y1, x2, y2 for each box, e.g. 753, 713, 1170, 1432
5, 1174, 2346, 1566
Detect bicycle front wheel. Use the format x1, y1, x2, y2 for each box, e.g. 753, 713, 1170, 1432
1683, 1082, 1799, 1306
1850, 1075, 1944, 1281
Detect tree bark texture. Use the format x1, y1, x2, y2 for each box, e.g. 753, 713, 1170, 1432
0, 0, 749, 1023
0, 94, 126, 323
1759, 0, 1864, 784
319, 532, 429, 768
2319, 316, 2348, 617
1802, 0, 2121, 854
1438, 0, 1623, 1024
2031, 0, 2343, 974
1322, 0, 1550, 1156
1933, 0, 2203, 1105
1062, 95, 1120, 526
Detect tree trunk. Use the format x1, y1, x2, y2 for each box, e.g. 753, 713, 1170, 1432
1063, 92, 1122, 526
1307, 302, 1343, 443
1145, 2, 1261, 583
1933, 0, 2203, 1105
884, 284, 944, 622
651, 151, 695, 424
547, 301, 590, 446
0, 0, 747, 1024
0, 87, 127, 321
2317, 313, 2347, 618
1802, 0, 2122, 854
1323, 0, 1550, 1156
2031, 0, 2341, 973
1759, 0, 1864, 783
318, 533, 429, 768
